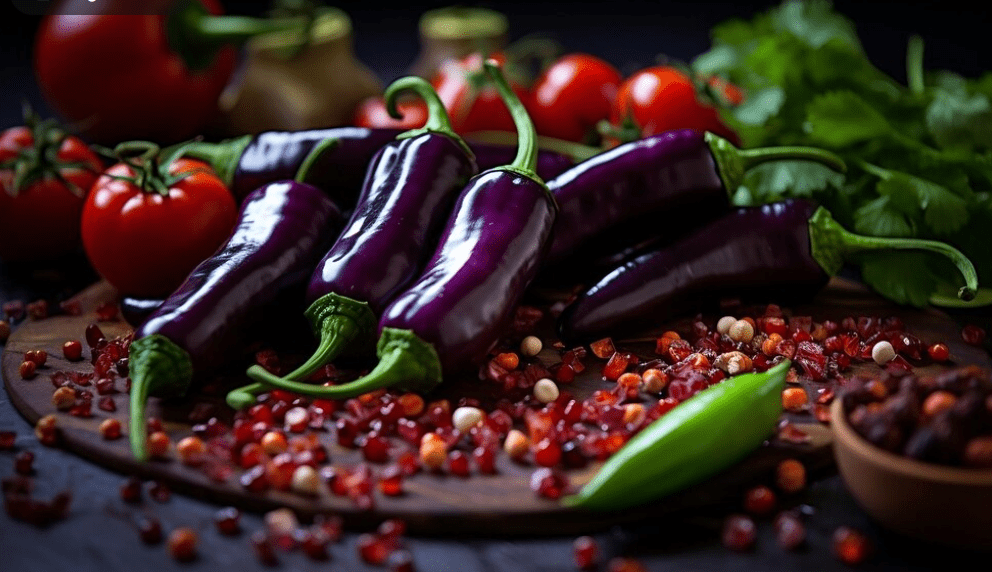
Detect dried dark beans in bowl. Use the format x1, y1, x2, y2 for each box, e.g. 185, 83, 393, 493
841, 366, 992, 468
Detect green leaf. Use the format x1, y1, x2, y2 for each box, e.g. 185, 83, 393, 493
852, 196, 914, 237
691, 44, 738, 76
858, 251, 937, 308
770, 0, 862, 51
732, 86, 786, 126
878, 171, 969, 235
742, 160, 845, 201
925, 88, 992, 151
805, 91, 892, 147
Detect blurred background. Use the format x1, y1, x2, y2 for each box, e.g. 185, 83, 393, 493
1, 0, 987, 131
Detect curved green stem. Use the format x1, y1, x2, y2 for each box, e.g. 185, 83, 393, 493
706, 132, 847, 196
386, 76, 475, 161
226, 293, 377, 407
482, 59, 542, 184
127, 335, 194, 461
906, 35, 925, 96
294, 137, 340, 183
238, 328, 442, 401
808, 206, 978, 300
182, 135, 252, 189
167, 0, 307, 70
464, 130, 602, 163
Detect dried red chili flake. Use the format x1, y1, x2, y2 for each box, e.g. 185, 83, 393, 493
255, 349, 281, 375
573, 536, 599, 570
26, 299, 48, 320
777, 421, 811, 445
68, 401, 92, 418
721, 514, 757, 552
602, 352, 631, 381
795, 341, 827, 381
961, 324, 987, 347
3, 477, 72, 527
511, 305, 544, 335
58, 299, 82, 316
833, 526, 871, 565
95, 301, 119, 322
589, 338, 616, 359
667, 339, 693, 363
530, 467, 569, 499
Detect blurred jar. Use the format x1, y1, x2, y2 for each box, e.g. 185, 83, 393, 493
407, 6, 509, 80
217, 6, 382, 134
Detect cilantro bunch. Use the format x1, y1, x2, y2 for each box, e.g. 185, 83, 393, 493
692, 0, 992, 307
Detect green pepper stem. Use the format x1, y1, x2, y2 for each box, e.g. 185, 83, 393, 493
386, 76, 475, 161
482, 59, 542, 184
242, 348, 404, 399
127, 335, 194, 462
167, 0, 306, 70
182, 136, 252, 189
226, 294, 378, 406
808, 206, 978, 300
294, 137, 340, 183
237, 328, 442, 402
705, 132, 848, 196
464, 130, 601, 163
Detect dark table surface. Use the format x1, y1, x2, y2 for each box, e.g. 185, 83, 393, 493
2, 1, 991, 570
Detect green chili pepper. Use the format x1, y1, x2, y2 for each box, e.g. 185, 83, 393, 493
562, 359, 791, 511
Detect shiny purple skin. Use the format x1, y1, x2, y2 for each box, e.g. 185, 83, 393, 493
379, 170, 557, 374
558, 199, 830, 343
231, 126, 575, 206
545, 129, 727, 266
232, 127, 403, 205
305, 133, 477, 312
137, 181, 343, 370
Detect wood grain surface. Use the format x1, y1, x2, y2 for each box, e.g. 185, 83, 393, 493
2, 278, 988, 536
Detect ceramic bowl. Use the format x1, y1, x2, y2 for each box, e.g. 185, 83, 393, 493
830, 398, 992, 549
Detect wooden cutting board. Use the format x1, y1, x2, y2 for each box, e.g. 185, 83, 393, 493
2, 278, 988, 536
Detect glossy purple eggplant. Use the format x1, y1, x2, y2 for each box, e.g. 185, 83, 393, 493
127, 180, 343, 460
244, 59, 556, 398
226, 76, 478, 408
184, 127, 581, 206
185, 127, 403, 205
558, 199, 979, 344
542, 129, 847, 272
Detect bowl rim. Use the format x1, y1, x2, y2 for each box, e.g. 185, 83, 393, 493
830, 398, 992, 486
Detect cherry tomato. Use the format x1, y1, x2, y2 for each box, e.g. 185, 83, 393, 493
431, 52, 530, 135
528, 53, 622, 143
81, 151, 238, 297
33, 0, 236, 145
0, 120, 103, 262
606, 66, 740, 147
352, 95, 428, 130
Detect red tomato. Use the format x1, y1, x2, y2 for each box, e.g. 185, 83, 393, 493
528, 53, 623, 143
352, 95, 428, 130
607, 66, 740, 147
33, 0, 236, 145
0, 123, 103, 262
431, 52, 529, 135
81, 156, 238, 297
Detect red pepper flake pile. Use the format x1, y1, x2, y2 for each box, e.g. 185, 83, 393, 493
16, 297, 977, 567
